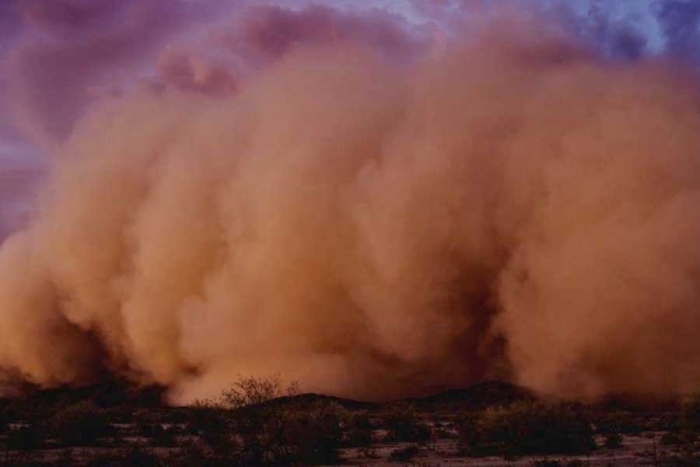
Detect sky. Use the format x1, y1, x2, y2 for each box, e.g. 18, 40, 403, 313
0, 0, 699, 239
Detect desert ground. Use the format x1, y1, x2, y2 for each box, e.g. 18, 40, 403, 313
0, 379, 697, 467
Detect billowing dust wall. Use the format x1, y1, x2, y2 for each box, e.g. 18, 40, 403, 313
1, 3, 700, 403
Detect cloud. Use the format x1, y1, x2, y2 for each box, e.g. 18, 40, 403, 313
653, 0, 700, 60
0, 7, 700, 403
2, 1, 700, 404
3, 0, 227, 147
153, 4, 423, 95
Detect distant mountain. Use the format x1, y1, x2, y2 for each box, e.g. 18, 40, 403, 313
236, 380, 535, 414
0, 379, 543, 415
244, 392, 378, 413
398, 380, 536, 412
0, 379, 165, 415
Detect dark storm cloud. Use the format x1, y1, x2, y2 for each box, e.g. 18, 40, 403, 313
3, 0, 228, 146
0, 1, 21, 48
653, 0, 700, 61
3, 0, 700, 151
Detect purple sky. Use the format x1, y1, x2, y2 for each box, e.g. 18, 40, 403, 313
0, 0, 698, 239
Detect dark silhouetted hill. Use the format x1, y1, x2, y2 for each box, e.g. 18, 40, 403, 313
399, 380, 536, 412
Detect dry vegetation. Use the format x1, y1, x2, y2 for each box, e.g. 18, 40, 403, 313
0, 379, 698, 466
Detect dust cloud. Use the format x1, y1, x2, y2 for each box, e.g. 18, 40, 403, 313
1, 4, 700, 403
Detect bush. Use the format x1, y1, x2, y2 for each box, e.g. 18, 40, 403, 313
220, 374, 298, 410
284, 406, 343, 465
531, 460, 585, 467
357, 446, 378, 459
382, 406, 431, 443
458, 401, 595, 456
531, 461, 562, 467
657, 451, 700, 467
342, 412, 374, 447
195, 375, 345, 466
603, 432, 623, 449
169, 440, 213, 467
593, 409, 642, 435
389, 444, 420, 462
0, 450, 42, 467
433, 420, 457, 439
228, 401, 343, 466
683, 394, 700, 434
86, 447, 162, 467
213, 375, 298, 464
186, 400, 228, 447
49, 400, 114, 446
661, 431, 684, 446
139, 421, 177, 447
5, 424, 42, 450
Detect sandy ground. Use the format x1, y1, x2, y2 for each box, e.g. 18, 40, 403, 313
338, 432, 678, 466
0, 428, 689, 466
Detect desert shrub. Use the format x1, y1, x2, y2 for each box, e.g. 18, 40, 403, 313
54, 448, 77, 467
0, 450, 43, 467
661, 431, 684, 446
532, 460, 584, 467
531, 460, 562, 467
682, 393, 700, 433
357, 446, 379, 459
382, 405, 432, 443
0, 399, 44, 424
139, 421, 177, 446
433, 420, 457, 439
198, 374, 345, 466
169, 376, 343, 466
603, 432, 623, 449
163, 408, 191, 425
229, 402, 343, 466
167, 440, 219, 467
186, 400, 229, 447
342, 412, 374, 447
389, 444, 420, 462
120, 448, 163, 467
593, 409, 642, 435
86, 447, 161, 467
48, 400, 114, 446
213, 375, 294, 463
656, 394, 700, 453
228, 401, 286, 464
657, 451, 700, 467
283, 406, 343, 465
458, 401, 595, 456
221, 375, 298, 410
5, 424, 42, 450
